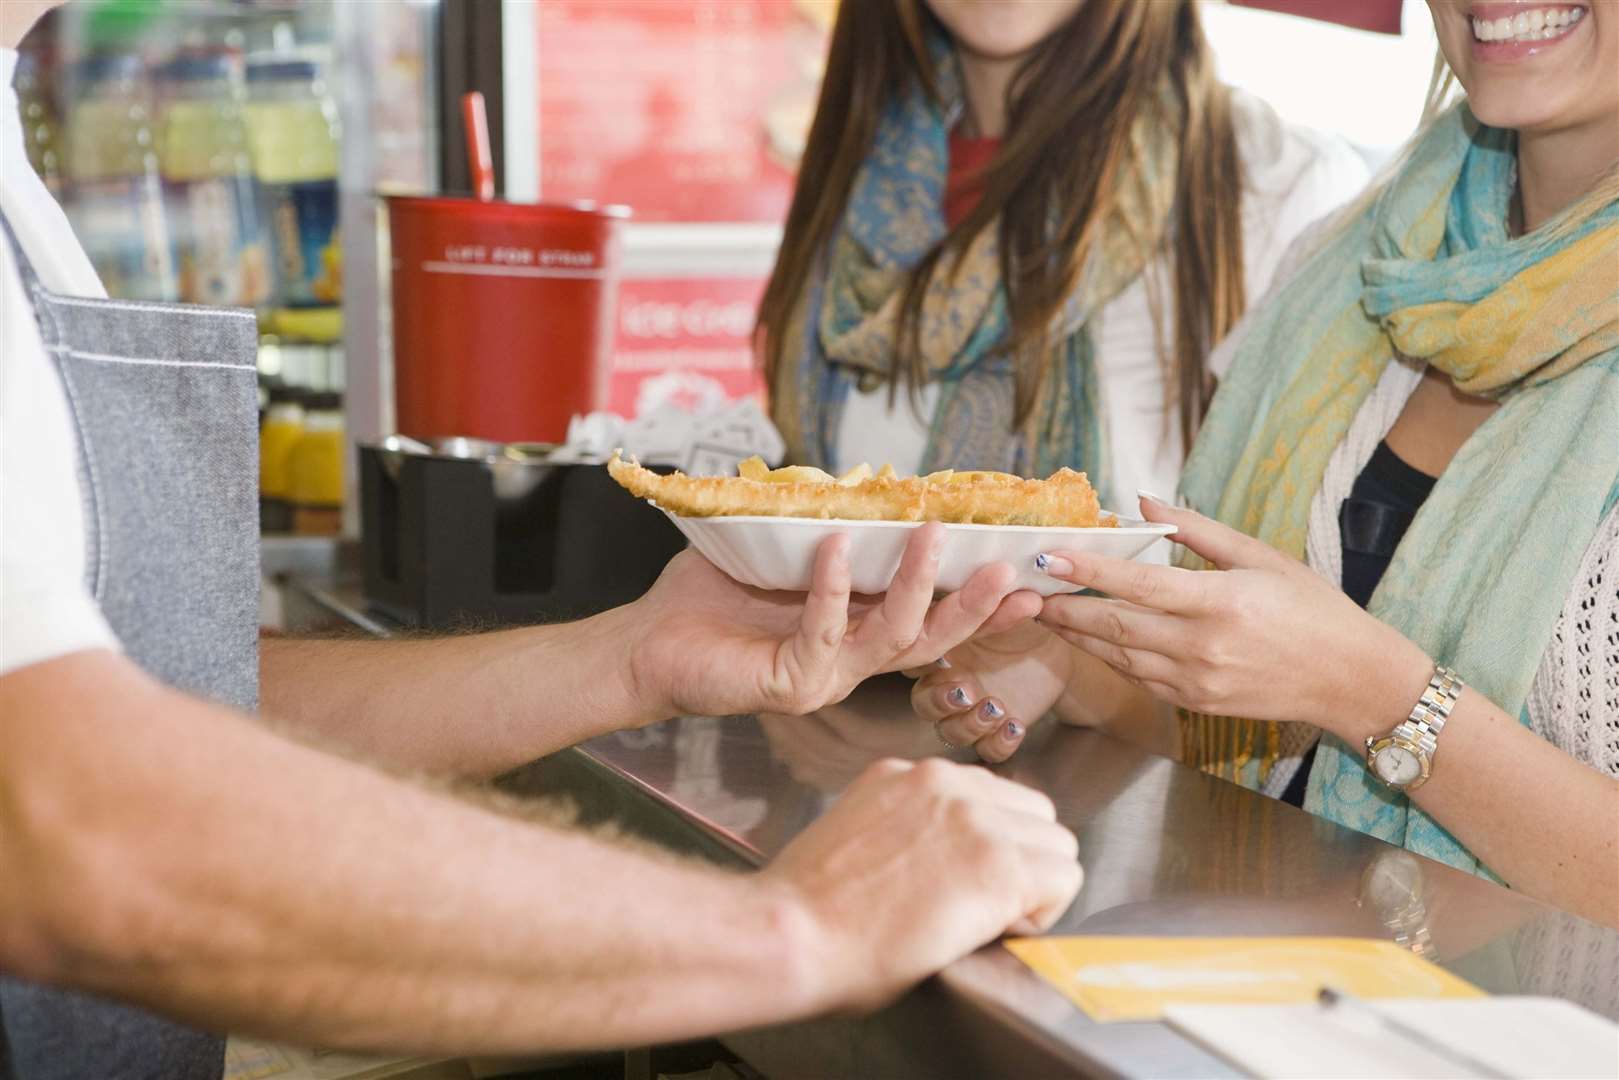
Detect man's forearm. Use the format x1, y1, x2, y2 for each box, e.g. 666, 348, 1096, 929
261, 604, 660, 776
1, 651, 822, 1053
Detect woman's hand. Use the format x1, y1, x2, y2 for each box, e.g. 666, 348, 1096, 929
1034, 496, 1432, 741
909, 620, 1172, 762
626, 523, 1043, 723
906, 623, 1074, 762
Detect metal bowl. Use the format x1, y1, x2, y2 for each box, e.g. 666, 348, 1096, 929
369, 435, 564, 501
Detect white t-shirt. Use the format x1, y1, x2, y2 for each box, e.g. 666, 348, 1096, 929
836, 90, 1371, 508
0, 48, 119, 674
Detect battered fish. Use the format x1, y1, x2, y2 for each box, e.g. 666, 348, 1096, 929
607, 451, 1114, 528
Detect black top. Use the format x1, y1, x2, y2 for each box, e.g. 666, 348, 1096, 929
1280, 440, 1437, 807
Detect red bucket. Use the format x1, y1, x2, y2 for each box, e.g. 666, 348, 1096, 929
387, 196, 630, 443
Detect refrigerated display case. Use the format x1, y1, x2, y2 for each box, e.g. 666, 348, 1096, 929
16, 0, 440, 538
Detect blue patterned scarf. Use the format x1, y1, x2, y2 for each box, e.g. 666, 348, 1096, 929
769, 42, 1179, 501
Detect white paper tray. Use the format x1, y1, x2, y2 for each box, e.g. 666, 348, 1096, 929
658, 510, 1177, 596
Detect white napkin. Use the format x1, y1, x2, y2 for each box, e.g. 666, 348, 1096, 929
562, 398, 784, 476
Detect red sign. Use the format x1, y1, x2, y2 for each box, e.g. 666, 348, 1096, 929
1229, 0, 1403, 34
536, 0, 826, 223
609, 276, 768, 415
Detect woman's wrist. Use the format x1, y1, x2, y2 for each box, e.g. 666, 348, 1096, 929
1319, 624, 1435, 747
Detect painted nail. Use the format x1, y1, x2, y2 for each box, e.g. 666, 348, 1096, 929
1036, 553, 1075, 577
947, 686, 973, 708
981, 699, 1004, 720
935, 656, 952, 670
1003, 719, 1021, 739
1137, 489, 1168, 506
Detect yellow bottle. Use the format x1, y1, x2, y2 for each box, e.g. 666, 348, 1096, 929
287, 391, 345, 536
260, 389, 304, 498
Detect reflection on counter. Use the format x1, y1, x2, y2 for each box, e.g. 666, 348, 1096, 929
578, 686, 1619, 1025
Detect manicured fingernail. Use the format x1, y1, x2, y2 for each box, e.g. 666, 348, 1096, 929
1036, 553, 1074, 577
1002, 719, 1021, 739
947, 686, 973, 708
1137, 489, 1167, 506
981, 699, 1004, 720
935, 656, 952, 670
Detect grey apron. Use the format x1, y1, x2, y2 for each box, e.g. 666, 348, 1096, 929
0, 210, 259, 1080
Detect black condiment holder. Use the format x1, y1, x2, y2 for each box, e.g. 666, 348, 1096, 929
359, 437, 685, 629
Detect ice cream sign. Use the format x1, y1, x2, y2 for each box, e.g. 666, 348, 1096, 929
620, 295, 755, 343
608, 276, 767, 415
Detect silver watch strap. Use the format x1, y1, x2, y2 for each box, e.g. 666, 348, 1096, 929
1400, 664, 1464, 745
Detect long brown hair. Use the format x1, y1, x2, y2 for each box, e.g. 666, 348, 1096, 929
757, 0, 1247, 450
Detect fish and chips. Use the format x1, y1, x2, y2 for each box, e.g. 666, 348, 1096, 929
607, 451, 1115, 529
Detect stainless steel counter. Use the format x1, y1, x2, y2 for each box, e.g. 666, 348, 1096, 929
500, 677, 1619, 1079
287, 576, 1619, 1078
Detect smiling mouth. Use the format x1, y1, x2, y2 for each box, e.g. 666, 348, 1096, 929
1471, 5, 1586, 43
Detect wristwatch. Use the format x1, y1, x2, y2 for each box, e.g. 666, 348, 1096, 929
1364, 665, 1465, 791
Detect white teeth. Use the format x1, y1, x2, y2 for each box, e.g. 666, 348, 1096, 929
1471, 6, 1584, 43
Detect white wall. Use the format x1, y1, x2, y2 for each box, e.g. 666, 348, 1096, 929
1202, 0, 1441, 165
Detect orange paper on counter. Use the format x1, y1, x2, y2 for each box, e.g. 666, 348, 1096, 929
1003, 936, 1483, 1023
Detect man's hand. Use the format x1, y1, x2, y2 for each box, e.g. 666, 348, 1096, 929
624, 524, 1041, 721
763, 757, 1083, 1013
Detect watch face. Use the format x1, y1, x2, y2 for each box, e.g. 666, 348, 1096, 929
1374, 744, 1423, 786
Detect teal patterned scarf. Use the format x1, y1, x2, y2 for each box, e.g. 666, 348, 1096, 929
1176, 105, 1619, 878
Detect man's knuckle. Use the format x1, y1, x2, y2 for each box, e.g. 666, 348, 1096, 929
944, 796, 985, 838
986, 839, 1023, 881
888, 632, 920, 655
780, 692, 814, 716
865, 757, 909, 781
1066, 859, 1085, 895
